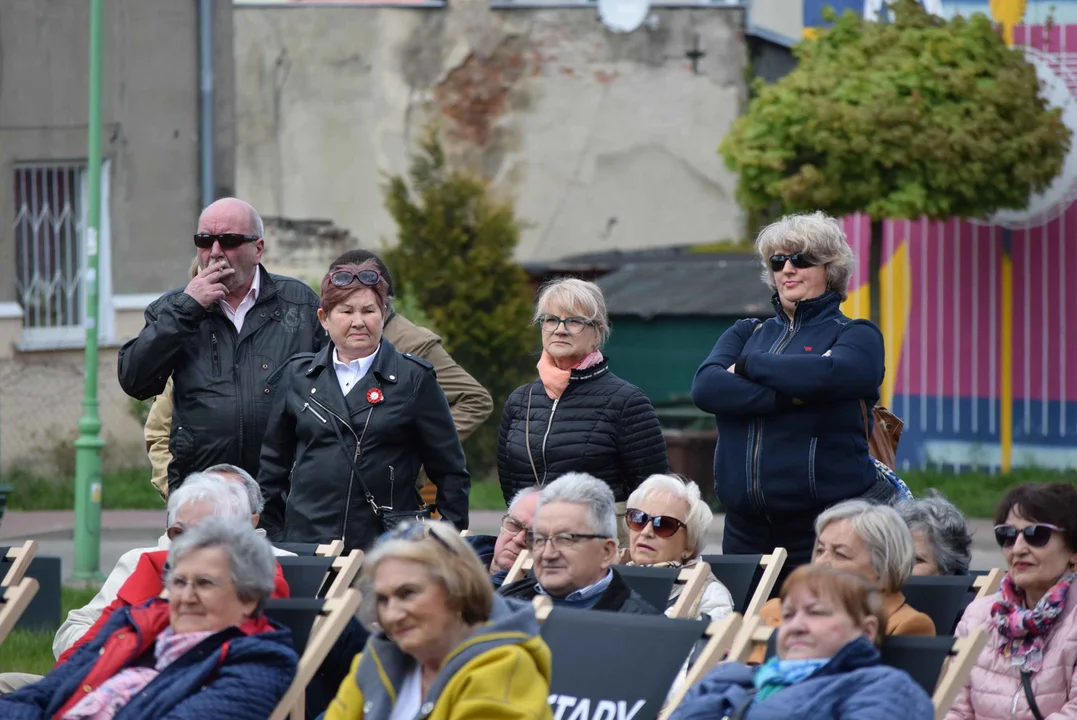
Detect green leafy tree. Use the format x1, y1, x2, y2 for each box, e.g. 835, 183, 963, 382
721, 0, 1070, 322
384, 127, 536, 477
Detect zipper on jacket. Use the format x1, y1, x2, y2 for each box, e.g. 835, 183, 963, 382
746, 313, 800, 514
539, 398, 560, 485
302, 402, 327, 424
308, 394, 370, 543
210, 332, 221, 376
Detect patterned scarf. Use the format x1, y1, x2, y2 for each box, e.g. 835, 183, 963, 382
752, 657, 829, 702
989, 570, 1075, 672
63, 627, 215, 719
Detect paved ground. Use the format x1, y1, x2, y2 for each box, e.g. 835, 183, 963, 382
0, 510, 1004, 584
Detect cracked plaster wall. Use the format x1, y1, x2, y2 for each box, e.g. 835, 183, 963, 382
235, 2, 746, 262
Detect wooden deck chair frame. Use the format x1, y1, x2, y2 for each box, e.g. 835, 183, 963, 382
0, 578, 39, 647
314, 540, 344, 557
972, 569, 1003, 600
657, 612, 744, 720
460, 530, 474, 538
269, 588, 363, 720
727, 614, 772, 664
744, 548, 786, 618
321, 550, 364, 600
1, 540, 38, 587
668, 562, 710, 619
504, 549, 534, 585
931, 628, 988, 720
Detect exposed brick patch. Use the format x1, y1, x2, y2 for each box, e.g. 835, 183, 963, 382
434, 45, 526, 146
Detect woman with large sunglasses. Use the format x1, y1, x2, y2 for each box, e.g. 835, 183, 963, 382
946, 483, 1077, 720
325, 521, 554, 720
623, 474, 733, 621
497, 277, 669, 546
257, 261, 470, 552
690, 211, 888, 578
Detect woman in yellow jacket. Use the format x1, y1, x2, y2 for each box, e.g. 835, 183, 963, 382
326, 521, 553, 720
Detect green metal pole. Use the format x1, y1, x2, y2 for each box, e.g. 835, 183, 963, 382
71, 0, 106, 582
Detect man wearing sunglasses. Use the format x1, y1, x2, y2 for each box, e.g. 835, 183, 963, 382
499, 473, 660, 615
118, 198, 324, 494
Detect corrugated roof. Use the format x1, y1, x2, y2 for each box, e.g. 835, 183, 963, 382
597, 255, 774, 319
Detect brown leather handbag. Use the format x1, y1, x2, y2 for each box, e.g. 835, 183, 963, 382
861, 400, 903, 471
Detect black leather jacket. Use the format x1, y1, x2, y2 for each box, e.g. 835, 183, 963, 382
257, 339, 470, 551
117, 267, 324, 492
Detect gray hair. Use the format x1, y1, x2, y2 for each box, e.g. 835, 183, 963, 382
896, 491, 973, 576
536, 473, 618, 540
250, 207, 264, 238
755, 211, 856, 300
533, 278, 612, 348
626, 474, 713, 557
167, 472, 252, 527
204, 463, 264, 514
165, 516, 276, 608
815, 499, 915, 593
508, 486, 541, 516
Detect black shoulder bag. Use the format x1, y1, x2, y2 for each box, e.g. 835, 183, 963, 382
324, 404, 433, 533
1022, 671, 1046, 720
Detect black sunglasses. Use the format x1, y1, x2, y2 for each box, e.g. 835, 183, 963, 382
193, 232, 260, 250
330, 269, 382, 288
769, 253, 818, 272
625, 509, 687, 538
994, 523, 1063, 548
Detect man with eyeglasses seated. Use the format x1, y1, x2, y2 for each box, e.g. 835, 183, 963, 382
465, 487, 541, 588
498, 473, 660, 614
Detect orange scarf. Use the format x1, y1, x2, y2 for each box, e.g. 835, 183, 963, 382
536, 350, 603, 400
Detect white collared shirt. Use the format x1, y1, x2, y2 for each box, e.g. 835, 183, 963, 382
332, 346, 380, 396
219, 266, 261, 333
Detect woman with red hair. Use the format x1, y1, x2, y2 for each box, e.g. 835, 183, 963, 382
257, 261, 470, 552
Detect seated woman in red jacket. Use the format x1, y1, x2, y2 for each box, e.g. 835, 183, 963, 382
0, 517, 297, 720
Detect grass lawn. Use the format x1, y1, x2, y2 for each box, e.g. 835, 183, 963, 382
6, 468, 165, 511
0, 587, 98, 674
900, 467, 1077, 518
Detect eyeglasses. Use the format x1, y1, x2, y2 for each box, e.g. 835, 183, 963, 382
330, 269, 382, 288
193, 232, 260, 250
167, 574, 227, 597
769, 253, 818, 272
537, 314, 595, 335
994, 523, 1064, 548
625, 509, 687, 538
525, 531, 609, 552
379, 521, 457, 555
500, 514, 527, 536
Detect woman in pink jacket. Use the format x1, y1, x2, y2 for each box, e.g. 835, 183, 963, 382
947, 483, 1077, 720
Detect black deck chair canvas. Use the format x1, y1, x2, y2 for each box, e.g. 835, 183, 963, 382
903, 576, 978, 635
702, 548, 786, 617
272, 540, 344, 557
536, 600, 742, 720
276, 550, 363, 599
614, 565, 680, 614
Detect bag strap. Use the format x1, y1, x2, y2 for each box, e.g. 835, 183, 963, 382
859, 399, 871, 445
727, 690, 758, 720
323, 403, 383, 513
1022, 671, 1046, 720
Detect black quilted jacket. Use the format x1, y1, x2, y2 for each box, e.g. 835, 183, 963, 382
497, 358, 669, 503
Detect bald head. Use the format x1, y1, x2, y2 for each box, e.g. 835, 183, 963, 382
198, 197, 263, 238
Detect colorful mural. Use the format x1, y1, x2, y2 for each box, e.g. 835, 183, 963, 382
830, 21, 1077, 471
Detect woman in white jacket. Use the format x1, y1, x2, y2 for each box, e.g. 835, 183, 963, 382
624, 474, 733, 620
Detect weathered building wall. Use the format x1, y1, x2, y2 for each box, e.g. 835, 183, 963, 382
234, 2, 747, 262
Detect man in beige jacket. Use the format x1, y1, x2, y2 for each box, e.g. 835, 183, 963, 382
145, 251, 493, 499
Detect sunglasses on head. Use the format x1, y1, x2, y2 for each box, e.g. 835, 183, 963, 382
994, 523, 1064, 548
193, 232, 260, 250
625, 509, 687, 538
379, 521, 457, 554
330, 269, 381, 288
769, 253, 817, 272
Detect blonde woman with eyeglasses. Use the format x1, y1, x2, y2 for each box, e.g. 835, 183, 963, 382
326, 521, 553, 720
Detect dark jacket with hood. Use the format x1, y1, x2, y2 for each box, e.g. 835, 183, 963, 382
669, 636, 934, 720
690, 291, 885, 517
257, 339, 470, 552
117, 266, 324, 493
325, 595, 553, 720
497, 358, 669, 504
498, 568, 661, 615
